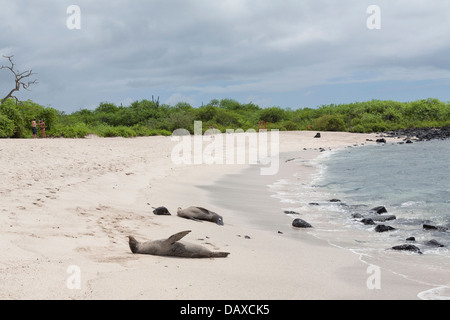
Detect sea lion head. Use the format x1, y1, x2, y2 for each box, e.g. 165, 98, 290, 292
215, 215, 224, 226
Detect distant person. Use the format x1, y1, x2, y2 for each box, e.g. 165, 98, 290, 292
39, 119, 46, 138
31, 119, 37, 139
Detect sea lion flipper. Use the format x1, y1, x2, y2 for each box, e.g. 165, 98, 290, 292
166, 230, 191, 244
195, 207, 212, 215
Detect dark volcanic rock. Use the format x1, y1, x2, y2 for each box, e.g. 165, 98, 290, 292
329, 199, 341, 203
406, 237, 416, 241
314, 133, 321, 138
375, 225, 396, 233
308, 202, 320, 206
425, 239, 445, 247
361, 218, 375, 225
152, 206, 171, 215
376, 138, 386, 143
384, 126, 450, 142
370, 215, 397, 222
371, 206, 388, 214
292, 218, 313, 228
392, 244, 422, 254
284, 210, 300, 215
423, 224, 448, 232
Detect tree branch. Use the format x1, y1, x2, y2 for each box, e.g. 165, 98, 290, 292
1, 55, 38, 104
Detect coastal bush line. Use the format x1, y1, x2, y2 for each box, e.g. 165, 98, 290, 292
0, 97, 449, 138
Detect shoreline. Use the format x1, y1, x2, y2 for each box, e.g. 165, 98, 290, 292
0, 131, 442, 299
204, 140, 449, 299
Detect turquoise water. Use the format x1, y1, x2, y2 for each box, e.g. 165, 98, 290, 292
318, 139, 450, 251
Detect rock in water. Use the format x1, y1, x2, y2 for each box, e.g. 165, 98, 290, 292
284, 210, 300, 215
375, 225, 396, 233
392, 244, 422, 254
371, 206, 388, 214
423, 224, 448, 232
425, 239, 445, 247
371, 215, 397, 222
292, 218, 313, 228
361, 218, 375, 225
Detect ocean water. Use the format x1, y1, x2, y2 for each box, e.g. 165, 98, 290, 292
317, 139, 450, 252
269, 139, 450, 257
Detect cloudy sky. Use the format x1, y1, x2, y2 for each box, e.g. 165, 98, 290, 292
1, 0, 450, 113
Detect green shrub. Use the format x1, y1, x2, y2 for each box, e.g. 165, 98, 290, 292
282, 120, 300, 131
0, 114, 15, 138
0, 101, 25, 137
166, 112, 195, 132
95, 125, 137, 138
313, 114, 346, 131
259, 107, 286, 123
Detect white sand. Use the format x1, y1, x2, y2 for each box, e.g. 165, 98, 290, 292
0, 131, 437, 299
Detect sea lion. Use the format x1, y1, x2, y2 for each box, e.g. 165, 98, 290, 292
152, 206, 171, 215
177, 206, 224, 226
128, 230, 230, 258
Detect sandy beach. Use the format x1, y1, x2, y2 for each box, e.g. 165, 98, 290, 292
0, 131, 442, 300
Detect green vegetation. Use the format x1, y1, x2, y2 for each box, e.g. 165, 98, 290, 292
0, 98, 449, 138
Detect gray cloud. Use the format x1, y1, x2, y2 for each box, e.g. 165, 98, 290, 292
1, 0, 450, 111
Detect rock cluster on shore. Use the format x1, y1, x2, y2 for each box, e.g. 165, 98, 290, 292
298, 199, 449, 254
382, 126, 450, 142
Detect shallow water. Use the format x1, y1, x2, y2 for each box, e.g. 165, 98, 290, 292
317, 139, 450, 252
268, 140, 450, 299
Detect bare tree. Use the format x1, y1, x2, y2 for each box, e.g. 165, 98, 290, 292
1, 55, 38, 104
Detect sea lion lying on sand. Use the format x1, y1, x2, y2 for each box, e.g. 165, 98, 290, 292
128, 230, 230, 258
152, 206, 171, 215
177, 206, 224, 225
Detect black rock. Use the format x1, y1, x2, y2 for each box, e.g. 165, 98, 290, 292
292, 218, 313, 228
375, 225, 396, 233
405, 139, 413, 144
370, 215, 396, 222
329, 199, 341, 203
423, 224, 448, 232
352, 213, 364, 219
314, 133, 321, 138
376, 138, 386, 143
371, 206, 388, 214
152, 206, 171, 215
284, 210, 300, 215
361, 218, 375, 225
406, 237, 416, 241
383, 126, 450, 142
392, 244, 422, 254
308, 202, 320, 206
425, 239, 445, 247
